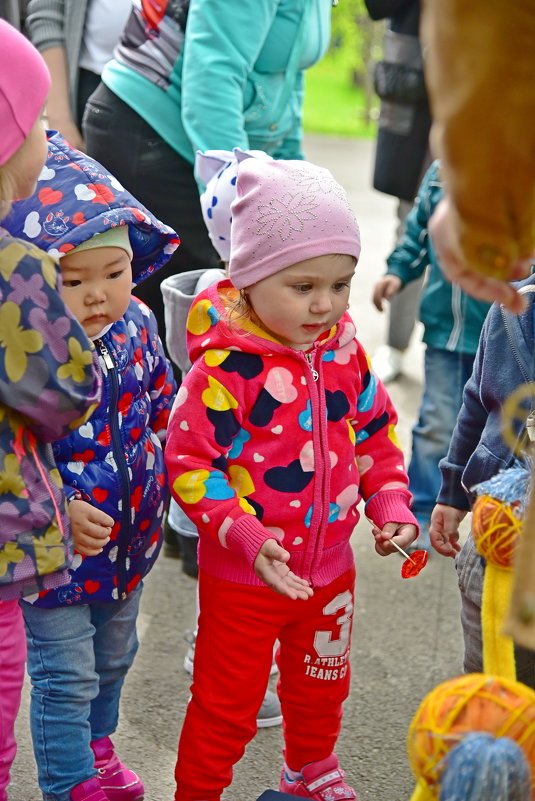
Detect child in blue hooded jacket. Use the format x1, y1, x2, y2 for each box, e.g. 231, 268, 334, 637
4, 131, 178, 801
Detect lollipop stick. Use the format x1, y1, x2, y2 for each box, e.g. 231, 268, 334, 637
389, 538, 416, 564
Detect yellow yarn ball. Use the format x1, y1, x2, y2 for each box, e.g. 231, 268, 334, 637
407, 674, 535, 798
472, 494, 523, 567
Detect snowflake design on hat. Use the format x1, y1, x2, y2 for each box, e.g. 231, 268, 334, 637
293, 165, 347, 200
255, 191, 320, 242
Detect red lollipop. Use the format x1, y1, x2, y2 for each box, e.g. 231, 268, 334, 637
401, 549, 429, 578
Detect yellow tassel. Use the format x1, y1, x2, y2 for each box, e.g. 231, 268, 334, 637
409, 778, 435, 801
482, 563, 516, 680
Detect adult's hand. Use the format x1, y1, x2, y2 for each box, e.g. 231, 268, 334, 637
429, 197, 532, 315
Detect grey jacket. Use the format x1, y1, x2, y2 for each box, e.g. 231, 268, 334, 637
26, 0, 88, 117
0, 0, 28, 27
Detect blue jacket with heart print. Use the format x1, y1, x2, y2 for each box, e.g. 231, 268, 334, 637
4, 131, 179, 605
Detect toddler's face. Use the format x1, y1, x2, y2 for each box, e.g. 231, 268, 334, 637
245, 254, 356, 348
60, 245, 133, 338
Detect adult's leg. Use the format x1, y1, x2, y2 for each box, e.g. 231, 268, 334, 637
21, 602, 98, 801
76, 69, 102, 129
0, 600, 26, 801
83, 83, 219, 349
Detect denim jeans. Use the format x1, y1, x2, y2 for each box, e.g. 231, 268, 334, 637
408, 347, 475, 536
21, 586, 142, 801
457, 535, 535, 688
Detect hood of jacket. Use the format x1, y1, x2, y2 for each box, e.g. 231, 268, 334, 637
186, 279, 357, 362
5, 131, 180, 286
499, 275, 535, 384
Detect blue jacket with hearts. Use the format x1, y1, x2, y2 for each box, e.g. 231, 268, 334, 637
165, 280, 417, 589
5, 132, 179, 605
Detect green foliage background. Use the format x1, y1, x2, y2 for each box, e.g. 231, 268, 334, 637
303, 0, 384, 138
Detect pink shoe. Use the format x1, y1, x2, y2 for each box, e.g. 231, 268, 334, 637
70, 777, 110, 801
279, 755, 358, 800
91, 736, 144, 801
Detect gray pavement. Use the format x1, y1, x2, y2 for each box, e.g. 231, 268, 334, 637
10, 135, 466, 801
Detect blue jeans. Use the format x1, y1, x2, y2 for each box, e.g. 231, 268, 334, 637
20, 586, 142, 801
408, 347, 475, 537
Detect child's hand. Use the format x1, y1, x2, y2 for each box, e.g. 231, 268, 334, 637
372, 275, 403, 312
68, 499, 114, 556
254, 539, 314, 600
429, 504, 466, 557
371, 522, 418, 556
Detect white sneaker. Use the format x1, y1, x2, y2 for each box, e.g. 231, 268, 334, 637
183, 629, 196, 675
372, 345, 404, 383
257, 689, 282, 728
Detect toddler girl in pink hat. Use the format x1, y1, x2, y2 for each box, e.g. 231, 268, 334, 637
165, 156, 418, 801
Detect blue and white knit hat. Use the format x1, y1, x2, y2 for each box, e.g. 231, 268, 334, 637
196, 148, 270, 262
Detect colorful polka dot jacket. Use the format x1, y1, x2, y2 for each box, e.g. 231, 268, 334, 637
165, 280, 417, 588
4, 131, 179, 605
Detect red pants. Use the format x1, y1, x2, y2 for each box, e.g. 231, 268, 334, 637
175, 567, 356, 801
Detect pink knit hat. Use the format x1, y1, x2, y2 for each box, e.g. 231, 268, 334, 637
229, 158, 361, 289
0, 20, 50, 167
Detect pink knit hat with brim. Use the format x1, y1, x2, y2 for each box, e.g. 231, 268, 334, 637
0, 20, 50, 167
229, 158, 361, 290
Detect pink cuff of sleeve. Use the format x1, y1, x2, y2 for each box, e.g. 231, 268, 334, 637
226, 515, 280, 568
364, 491, 419, 532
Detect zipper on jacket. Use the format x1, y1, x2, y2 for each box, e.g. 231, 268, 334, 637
501, 309, 531, 386
97, 338, 131, 600
305, 351, 319, 381
301, 346, 330, 584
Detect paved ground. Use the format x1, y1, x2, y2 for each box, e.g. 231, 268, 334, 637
10, 135, 467, 801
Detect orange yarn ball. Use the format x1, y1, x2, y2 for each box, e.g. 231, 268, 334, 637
471, 494, 522, 567
407, 674, 535, 797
